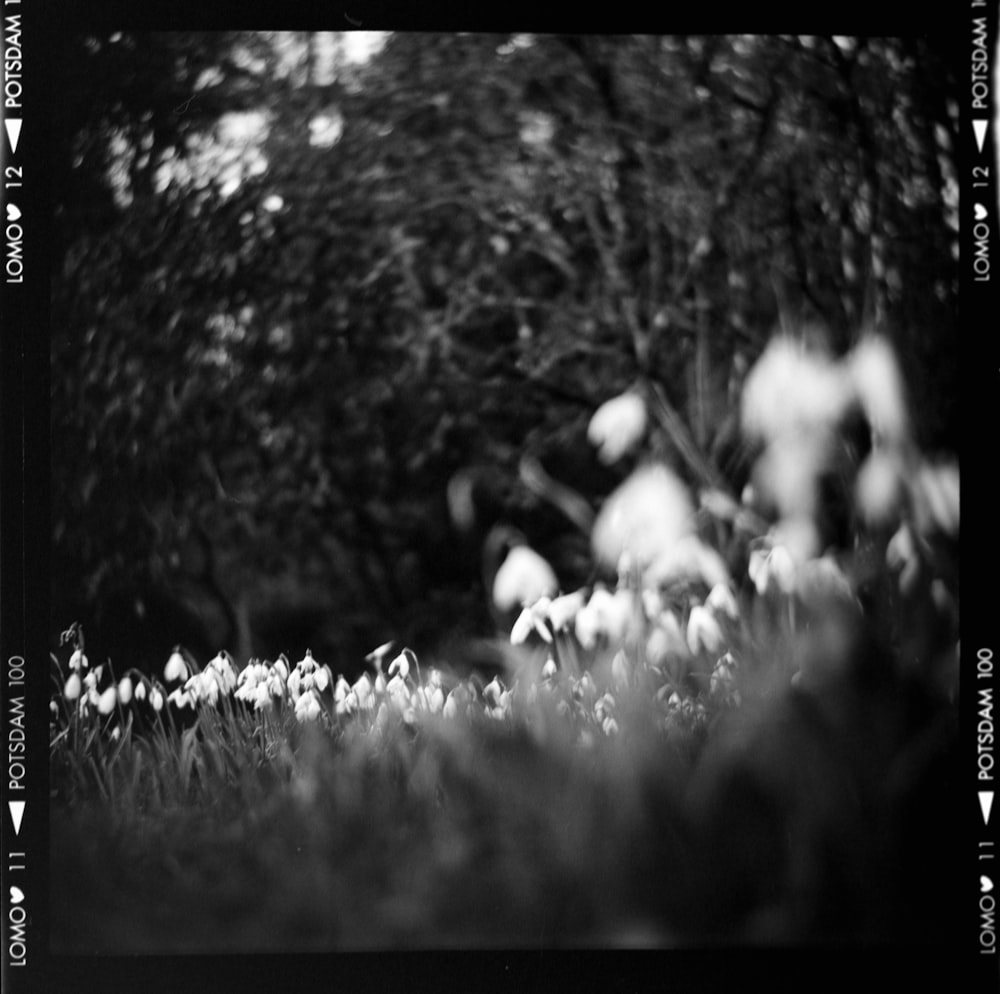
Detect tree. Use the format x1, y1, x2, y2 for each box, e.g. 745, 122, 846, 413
51, 32, 959, 674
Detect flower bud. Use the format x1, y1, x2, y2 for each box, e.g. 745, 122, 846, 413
98, 685, 118, 715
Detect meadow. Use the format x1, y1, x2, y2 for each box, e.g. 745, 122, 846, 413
49, 334, 961, 953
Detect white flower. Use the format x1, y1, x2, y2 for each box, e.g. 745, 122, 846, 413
387, 651, 411, 680
912, 460, 960, 538
686, 604, 724, 656
542, 656, 558, 680
591, 464, 694, 572
886, 523, 921, 595
510, 597, 553, 645
150, 687, 164, 711
574, 586, 633, 650
167, 687, 193, 709
741, 336, 851, 442
69, 649, 88, 672
208, 652, 237, 693
352, 673, 374, 710
64, 673, 82, 701
164, 650, 189, 683
748, 543, 797, 595
847, 335, 909, 446
611, 649, 630, 689
547, 590, 586, 632
706, 583, 739, 621
117, 676, 133, 706
493, 544, 559, 612
855, 450, 905, 527
252, 682, 272, 711
295, 689, 322, 723
646, 534, 730, 590
587, 390, 648, 464
133, 680, 147, 702
295, 650, 318, 673
752, 435, 827, 522
710, 652, 738, 696
483, 676, 505, 706
426, 683, 445, 714
646, 611, 688, 664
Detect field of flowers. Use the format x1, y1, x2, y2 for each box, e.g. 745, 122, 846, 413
49, 334, 961, 952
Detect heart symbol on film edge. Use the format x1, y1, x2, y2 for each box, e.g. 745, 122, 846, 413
974, 203, 988, 222
9, 886, 24, 904
5, 203, 20, 222
981, 875, 994, 894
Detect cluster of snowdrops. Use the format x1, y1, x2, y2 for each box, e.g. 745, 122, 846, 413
50, 331, 960, 754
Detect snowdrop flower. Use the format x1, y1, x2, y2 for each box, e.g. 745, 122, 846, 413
847, 334, 909, 446
594, 692, 616, 724
150, 686, 164, 712
208, 651, 238, 693
69, 649, 88, 672
547, 590, 587, 633
272, 656, 289, 683
426, 682, 445, 715
741, 336, 851, 442
748, 544, 791, 596
386, 673, 409, 707
483, 676, 505, 707
133, 679, 147, 702
710, 651, 738, 697
886, 523, 921, 595
117, 676, 133, 706
387, 649, 414, 680
795, 555, 856, 610
164, 649, 189, 683
167, 687, 194, 709
912, 460, 960, 538
592, 463, 694, 573
252, 681, 273, 711
235, 662, 267, 702
686, 604, 724, 656
574, 586, 633, 650
510, 596, 554, 645
752, 435, 827, 524
611, 649, 630, 689
646, 534, 730, 590
587, 390, 648, 464
602, 716, 620, 736
365, 641, 396, 674
352, 673, 374, 710
184, 670, 219, 707
110, 725, 121, 742
645, 610, 688, 665
706, 583, 739, 621
855, 450, 905, 527
295, 689, 322, 723
541, 656, 558, 680
64, 673, 82, 701
492, 544, 559, 612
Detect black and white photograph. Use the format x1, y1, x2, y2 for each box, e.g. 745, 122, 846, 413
1, 9, 996, 993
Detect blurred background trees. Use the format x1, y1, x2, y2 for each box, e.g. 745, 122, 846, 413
50, 31, 959, 676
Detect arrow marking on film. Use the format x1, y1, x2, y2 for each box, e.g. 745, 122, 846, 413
8, 801, 25, 836
4, 118, 21, 155
974, 120, 989, 154
981, 791, 994, 826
